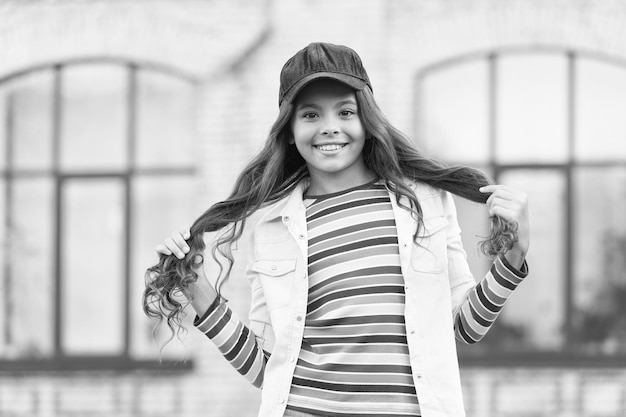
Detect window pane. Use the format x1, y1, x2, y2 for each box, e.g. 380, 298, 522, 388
0, 88, 6, 169
130, 176, 197, 359
419, 60, 489, 164
60, 65, 128, 171
62, 179, 125, 354
136, 71, 195, 169
572, 168, 626, 354
497, 55, 568, 163
462, 169, 566, 355
2, 178, 55, 358
576, 59, 626, 162
6, 71, 54, 171
0, 180, 6, 349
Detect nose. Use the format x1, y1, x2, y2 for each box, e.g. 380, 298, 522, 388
320, 126, 340, 136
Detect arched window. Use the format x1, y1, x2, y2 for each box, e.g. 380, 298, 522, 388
417, 50, 626, 366
0, 60, 199, 371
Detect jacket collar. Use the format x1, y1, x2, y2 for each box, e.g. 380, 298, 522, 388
260, 177, 437, 222
262, 178, 310, 222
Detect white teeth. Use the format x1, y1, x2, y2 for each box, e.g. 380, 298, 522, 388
316, 144, 345, 151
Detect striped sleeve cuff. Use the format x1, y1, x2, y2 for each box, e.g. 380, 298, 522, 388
498, 253, 529, 280
192, 297, 266, 388
455, 255, 529, 344
193, 296, 223, 329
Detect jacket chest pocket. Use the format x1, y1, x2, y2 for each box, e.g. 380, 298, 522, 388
251, 259, 297, 311
410, 216, 448, 274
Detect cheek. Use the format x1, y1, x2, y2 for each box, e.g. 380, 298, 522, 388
347, 120, 366, 140
293, 140, 310, 159
292, 125, 314, 146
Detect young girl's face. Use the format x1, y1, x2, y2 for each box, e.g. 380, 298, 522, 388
290, 79, 371, 193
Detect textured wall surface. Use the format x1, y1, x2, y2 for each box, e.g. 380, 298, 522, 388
1, 0, 625, 416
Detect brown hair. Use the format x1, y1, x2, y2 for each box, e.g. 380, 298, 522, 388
143, 84, 517, 342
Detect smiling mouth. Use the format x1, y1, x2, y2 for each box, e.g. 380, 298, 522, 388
315, 144, 347, 152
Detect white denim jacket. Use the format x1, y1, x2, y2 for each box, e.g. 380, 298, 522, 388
195, 179, 527, 417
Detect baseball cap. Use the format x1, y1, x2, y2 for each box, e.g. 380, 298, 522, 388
278, 42, 372, 106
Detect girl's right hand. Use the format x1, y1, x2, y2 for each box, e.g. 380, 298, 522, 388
155, 228, 218, 311
155, 227, 191, 260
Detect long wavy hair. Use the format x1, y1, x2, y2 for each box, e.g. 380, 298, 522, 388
143, 84, 517, 341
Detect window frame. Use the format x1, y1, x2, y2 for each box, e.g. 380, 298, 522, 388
415, 47, 626, 368
0, 58, 199, 372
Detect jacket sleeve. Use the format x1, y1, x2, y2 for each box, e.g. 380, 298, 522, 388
194, 297, 269, 388
440, 191, 529, 344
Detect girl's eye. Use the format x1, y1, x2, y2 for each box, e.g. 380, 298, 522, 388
302, 112, 318, 119
339, 109, 355, 117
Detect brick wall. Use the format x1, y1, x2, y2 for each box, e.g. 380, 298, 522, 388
1, 0, 626, 416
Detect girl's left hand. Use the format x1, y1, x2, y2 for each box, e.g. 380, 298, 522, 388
480, 184, 530, 269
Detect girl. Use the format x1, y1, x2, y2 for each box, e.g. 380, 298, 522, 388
144, 42, 529, 417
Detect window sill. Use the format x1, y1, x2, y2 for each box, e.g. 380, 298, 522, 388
459, 352, 626, 368
0, 356, 193, 373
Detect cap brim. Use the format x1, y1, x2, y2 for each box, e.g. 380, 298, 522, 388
280, 72, 368, 106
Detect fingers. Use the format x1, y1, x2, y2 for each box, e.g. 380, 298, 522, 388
485, 196, 521, 218
172, 230, 190, 252
155, 227, 192, 259
481, 184, 531, 256
193, 254, 204, 266
479, 184, 521, 200
180, 227, 191, 240
479, 185, 528, 220
155, 243, 172, 256
191, 254, 206, 277
478, 184, 500, 194
487, 204, 520, 223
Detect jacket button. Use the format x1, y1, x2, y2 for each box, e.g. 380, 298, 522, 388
296, 315, 303, 321
298, 234, 305, 240
283, 216, 290, 223
271, 264, 277, 271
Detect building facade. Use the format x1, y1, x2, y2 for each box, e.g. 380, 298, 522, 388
1, 0, 625, 416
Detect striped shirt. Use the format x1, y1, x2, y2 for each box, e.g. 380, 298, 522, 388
286, 181, 419, 416
192, 181, 529, 415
